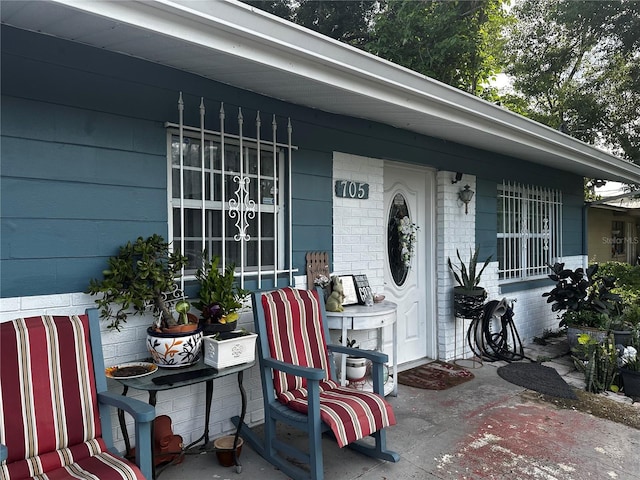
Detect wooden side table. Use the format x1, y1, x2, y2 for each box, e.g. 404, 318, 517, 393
325, 301, 398, 396
114, 359, 254, 477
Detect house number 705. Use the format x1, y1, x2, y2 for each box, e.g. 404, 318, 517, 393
334, 180, 369, 199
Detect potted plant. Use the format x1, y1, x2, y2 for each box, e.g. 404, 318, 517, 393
618, 339, 640, 398
447, 247, 492, 319
203, 328, 258, 369
193, 256, 249, 335
543, 262, 621, 347
87, 234, 203, 368
339, 337, 367, 381
610, 303, 640, 346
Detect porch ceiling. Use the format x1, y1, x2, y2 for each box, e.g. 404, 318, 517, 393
2, 0, 640, 184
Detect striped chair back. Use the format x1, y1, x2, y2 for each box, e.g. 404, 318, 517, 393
261, 287, 332, 397
0, 315, 105, 478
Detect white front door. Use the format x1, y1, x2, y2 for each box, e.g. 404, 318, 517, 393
383, 162, 436, 365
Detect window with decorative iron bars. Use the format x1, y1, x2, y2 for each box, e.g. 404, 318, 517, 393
167, 94, 295, 289
497, 181, 563, 281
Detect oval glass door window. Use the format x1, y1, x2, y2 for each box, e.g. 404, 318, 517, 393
388, 193, 410, 286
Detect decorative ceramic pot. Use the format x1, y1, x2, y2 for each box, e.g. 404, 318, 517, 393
346, 357, 367, 381
146, 324, 203, 368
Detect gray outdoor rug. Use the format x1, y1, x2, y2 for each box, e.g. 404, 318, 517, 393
497, 362, 578, 400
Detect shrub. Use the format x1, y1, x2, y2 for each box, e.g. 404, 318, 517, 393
596, 262, 640, 306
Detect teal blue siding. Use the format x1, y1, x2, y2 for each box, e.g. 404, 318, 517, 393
1, 26, 587, 298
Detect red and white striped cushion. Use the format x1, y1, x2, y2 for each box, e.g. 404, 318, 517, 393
0, 315, 144, 480
261, 288, 396, 447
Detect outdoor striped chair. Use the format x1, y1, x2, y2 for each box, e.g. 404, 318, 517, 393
0, 310, 155, 480
234, 287, 399, 480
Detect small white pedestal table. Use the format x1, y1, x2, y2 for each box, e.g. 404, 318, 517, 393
325, 301, 398, 396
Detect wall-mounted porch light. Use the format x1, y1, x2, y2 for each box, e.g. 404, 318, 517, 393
459, 184, 474, 214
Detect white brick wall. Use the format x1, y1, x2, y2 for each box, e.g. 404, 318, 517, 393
332, 152, 385, 294
331, 152, 386, 351
436, 171, 479, 360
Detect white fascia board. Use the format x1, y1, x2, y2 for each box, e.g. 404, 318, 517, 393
47, 0, 640, 183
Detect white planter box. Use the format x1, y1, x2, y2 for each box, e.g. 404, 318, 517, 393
203, 331, 258, 369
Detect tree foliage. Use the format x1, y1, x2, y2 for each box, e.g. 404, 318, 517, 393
366, 0, 510, 96
295, 0, 377, 49
503, 0, 640, 162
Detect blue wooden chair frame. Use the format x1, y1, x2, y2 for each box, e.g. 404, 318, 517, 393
232, 288, 399, 480
87, 308, 156, 479
0, 309, 155, 480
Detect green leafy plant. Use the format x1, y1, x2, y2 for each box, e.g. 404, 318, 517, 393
87, 234, 189, 331
447, 247, 492, 290
193, 256, 249, 325
543, 262, 622, 329
561, 310, 611, 330
595, 262, 640, 306
611, 304, 640, 331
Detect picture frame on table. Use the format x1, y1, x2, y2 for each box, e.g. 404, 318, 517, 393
353, 274, 373, 305
338, 275, 359, 306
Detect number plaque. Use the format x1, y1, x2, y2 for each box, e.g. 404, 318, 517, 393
334, 180, 369, 199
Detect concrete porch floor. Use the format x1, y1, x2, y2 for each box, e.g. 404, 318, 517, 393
158, 337, 640, 480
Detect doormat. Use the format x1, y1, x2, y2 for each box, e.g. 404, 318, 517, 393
397, 361, 474, 390
497, 362, 577, 400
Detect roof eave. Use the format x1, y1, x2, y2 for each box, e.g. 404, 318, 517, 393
8, 0, 640, 184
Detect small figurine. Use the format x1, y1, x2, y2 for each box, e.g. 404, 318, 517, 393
325, 275, 345, 312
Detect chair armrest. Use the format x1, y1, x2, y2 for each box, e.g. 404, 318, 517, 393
1, 443, 7, 462
328, 344, 389, 364
263, 357, 326, 381
98, 391, 155, 423
98, 391, 155, 480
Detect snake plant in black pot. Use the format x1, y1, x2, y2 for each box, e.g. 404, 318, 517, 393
448, 247, 492, 319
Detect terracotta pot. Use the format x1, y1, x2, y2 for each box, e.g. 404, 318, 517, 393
160, 323, 200, 334
213, 435, 244, 467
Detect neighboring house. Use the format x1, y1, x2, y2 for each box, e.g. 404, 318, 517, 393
3, 0, 640, 450
588, 194, 640, 264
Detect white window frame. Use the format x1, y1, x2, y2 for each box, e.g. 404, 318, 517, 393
165, 96, 295, 289
497, 181, 563, 281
